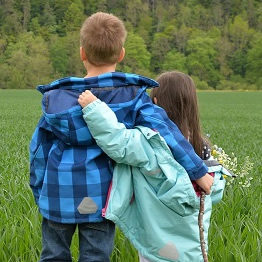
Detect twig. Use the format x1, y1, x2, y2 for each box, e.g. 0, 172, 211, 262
198, 191, 209, 262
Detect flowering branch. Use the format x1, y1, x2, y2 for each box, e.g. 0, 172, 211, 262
211, 145, 254, 188
198, 191, 209, 262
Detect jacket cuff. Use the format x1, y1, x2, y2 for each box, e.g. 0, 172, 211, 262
189, 163, 208, 180
82, 99, 102, 115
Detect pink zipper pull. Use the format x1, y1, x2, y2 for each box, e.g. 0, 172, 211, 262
102, 181, 112, 217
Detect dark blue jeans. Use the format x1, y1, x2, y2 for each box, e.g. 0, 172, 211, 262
39, 218, 115, 262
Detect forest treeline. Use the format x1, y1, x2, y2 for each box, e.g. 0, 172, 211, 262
0, 0, 261, 90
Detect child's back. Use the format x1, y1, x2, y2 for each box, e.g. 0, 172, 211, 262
30, 73, 161, 222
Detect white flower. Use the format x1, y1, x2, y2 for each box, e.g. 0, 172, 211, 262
211, 145, 254, 189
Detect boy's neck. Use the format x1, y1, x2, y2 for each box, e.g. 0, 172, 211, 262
84, 62, 117, 78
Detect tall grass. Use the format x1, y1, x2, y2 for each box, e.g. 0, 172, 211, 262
0, 90, 261, 262
198, 92, 262, 262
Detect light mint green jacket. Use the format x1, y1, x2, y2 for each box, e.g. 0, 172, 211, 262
82, 100, 230, 262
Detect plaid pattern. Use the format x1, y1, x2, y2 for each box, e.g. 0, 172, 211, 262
30, 72, 207, 223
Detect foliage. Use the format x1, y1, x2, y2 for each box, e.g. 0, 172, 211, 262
216, 79, 257, 91
0, 32, 53, 89
246, 35, 262, 88
228, 15, 253, 50
119, 32, 151, 76
0, 0, 262, 89
186, 35, 221, 88
192, 76, 212, 90
162, 50, 187, 73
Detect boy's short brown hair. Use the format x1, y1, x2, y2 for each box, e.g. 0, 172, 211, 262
80, 12, 127, 66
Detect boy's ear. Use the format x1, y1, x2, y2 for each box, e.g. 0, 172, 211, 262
117, 47, 125, 62
80, 46, 87, 61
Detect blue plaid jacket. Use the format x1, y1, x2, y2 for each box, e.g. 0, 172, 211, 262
30, 72, 208, 223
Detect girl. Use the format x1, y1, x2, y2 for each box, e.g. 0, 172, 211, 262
151, 71, 213, 198
77, 71, 226, 262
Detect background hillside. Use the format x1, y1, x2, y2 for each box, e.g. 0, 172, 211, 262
0, 0, 261, 90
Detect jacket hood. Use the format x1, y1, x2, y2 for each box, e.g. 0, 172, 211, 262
38, 72, 158, 146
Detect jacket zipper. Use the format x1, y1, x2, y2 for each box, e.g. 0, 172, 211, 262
102, 181, 112, 217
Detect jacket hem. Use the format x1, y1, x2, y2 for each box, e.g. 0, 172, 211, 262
40, 210, 104, 224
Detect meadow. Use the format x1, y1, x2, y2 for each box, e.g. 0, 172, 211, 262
0, 90, 261, 262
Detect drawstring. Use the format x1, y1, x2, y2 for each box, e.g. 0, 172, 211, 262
198, 191, 209, 262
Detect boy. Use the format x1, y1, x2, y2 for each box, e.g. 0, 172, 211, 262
30, 12, 212, 262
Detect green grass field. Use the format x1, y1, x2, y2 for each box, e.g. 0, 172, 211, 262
0, 90, 261, 262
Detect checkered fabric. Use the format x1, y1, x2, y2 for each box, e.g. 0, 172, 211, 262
30, 72, 208, 223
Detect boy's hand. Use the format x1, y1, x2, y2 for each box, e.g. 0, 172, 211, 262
78, 90, 97, 108
195, 173, 214, 195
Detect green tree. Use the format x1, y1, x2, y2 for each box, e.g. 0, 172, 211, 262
192, 75, 212, 90
154, 2, 168, 32
125, 0, 143, 28
176, 4, 192, 27
173, 24, 192, 54
30, 0, 41, 19
247, 0, 257, 28
186, 36, 221, 88
81, 0, 107, 14
0, 33, 53, 89
0, 38, 7, 56
63, 2, 85, 32
246, 35, 262, 88
49, 36, 69, 76
136, 15, 153, 45
150, 22, 176, 72
257, 4, 262, 31
216, 36, 233, 79
228, 15, 255, 51
52, 0, 73, 23
150, 33, 170, 73
228, 49, 247, 77
190, 4, 211, 30
29, 17, 41, 35
162, 50, 187, 73
106, 0, 127, 18
41, 1, 56, 27
1, 0, 23, 35
210, 0, 224, 27
120, 32, 151, 76
64, 31, 85, 76
22, 0, 31, 31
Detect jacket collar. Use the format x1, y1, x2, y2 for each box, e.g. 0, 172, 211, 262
37, 72, 159, 94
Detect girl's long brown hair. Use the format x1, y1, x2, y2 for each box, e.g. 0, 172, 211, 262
151, 71, 206, 158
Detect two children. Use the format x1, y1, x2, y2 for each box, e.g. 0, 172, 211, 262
30, 12, 213, 261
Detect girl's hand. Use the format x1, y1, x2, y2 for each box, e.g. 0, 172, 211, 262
78, 90, 97, 108
195, 174, 214, 195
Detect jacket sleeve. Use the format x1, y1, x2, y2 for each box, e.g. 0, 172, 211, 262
82, 100, 155, 168
29, 116, 53, 204
134, 92, 208, 180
